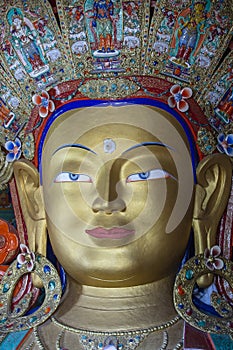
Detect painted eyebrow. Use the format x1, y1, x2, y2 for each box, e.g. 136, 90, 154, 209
121, 142, 174, 155
52, 144, 97, 156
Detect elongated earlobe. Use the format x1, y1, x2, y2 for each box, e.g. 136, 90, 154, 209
193, 154, 232, 288
13, 159, 45, 221
13, 160, 47, 286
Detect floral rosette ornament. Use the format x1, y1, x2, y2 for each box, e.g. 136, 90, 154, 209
17, 244, 35, 272
168, 85, 193, 112
204, 245, 224, 271
4, 138, 21, 163
217, 133, 233, 157
32, 90, 55, 118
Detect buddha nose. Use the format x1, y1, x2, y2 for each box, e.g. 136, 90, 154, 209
92, 197, 126, 214
92, 160, 126, 214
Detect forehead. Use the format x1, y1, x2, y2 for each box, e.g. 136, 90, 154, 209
42, 104, 190, 154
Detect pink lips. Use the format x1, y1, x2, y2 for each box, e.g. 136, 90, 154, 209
85, 227, 135, 239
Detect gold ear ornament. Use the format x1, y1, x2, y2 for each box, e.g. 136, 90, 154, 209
0, 244, 62, 332
174, 245, 233, 334
210, 291, 233, 318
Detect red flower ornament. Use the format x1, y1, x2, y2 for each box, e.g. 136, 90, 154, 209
168, 84, 193, 112
32, 90, 55, 118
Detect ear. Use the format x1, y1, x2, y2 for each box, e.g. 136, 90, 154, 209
13, 159, 47, 257
193, 154, 232, 288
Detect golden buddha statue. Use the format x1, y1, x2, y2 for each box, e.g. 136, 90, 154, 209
0, 1, 232, 350
11, 104, 232, 350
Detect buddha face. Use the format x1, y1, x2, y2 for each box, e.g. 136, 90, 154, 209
41, 104, 194, 287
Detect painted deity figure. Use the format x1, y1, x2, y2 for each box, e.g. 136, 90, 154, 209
69, 6, 86, 39
92, 0, 114, 52
123, 2, 140, 35
171, 2, 209, 65
7, 8, 48, 77
216, 88, 233, 123
153, 9, 176, 55
37, 18, 55, 45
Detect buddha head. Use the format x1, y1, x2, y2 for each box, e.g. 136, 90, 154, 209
13, 99, 232, 289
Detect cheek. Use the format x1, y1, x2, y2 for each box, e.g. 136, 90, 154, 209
137, 204, 193, 279
131, 179, 178, 228
42, 183, 89, 244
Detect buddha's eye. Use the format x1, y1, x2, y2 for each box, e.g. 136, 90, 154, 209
54, 172, 92, 183
126, 169, 175, 183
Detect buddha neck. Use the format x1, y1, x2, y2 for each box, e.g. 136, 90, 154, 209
54, 274, 178, 331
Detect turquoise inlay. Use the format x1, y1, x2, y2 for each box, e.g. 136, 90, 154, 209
0, 330, 29, 350
211, 333, 233, 350
185, 269, 194, 280
48, 280, 56, 290
197, 320, 206, 327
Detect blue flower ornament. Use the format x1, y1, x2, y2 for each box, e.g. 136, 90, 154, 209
217, 133, 233, 157
4, 138, 22, 163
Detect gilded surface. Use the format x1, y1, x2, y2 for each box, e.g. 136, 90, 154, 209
0, 1, 232, 349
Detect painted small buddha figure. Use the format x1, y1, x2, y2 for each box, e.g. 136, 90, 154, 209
10, 101, 232, 349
